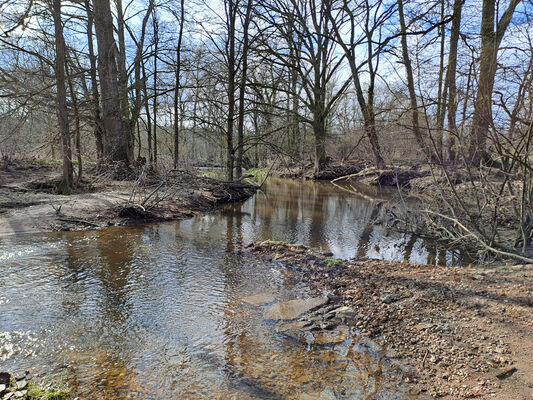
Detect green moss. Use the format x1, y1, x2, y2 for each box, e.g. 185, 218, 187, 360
325, 258, 343, 266
262, 239, 285, 246
197, 170, 225, 179
496, 266, 509, 272
26, 383, 71, 400
244, 167, 268, 182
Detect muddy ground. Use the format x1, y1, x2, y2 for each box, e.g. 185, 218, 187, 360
246, 241, 533, 400
0, 162, 257, 235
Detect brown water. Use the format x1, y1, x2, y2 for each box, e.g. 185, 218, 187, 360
0, 179, 456, 399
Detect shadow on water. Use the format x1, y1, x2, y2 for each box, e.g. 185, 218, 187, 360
0, 178, 455, 399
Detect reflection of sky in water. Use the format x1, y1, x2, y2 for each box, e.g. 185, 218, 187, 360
212, 178, 471, 266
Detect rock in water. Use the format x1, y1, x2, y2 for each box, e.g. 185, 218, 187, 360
299, 387, 337, 399
279, 324, 350, 345
264, 297, 329, 320
0, 373, 10, 386
240, 293, 276, 307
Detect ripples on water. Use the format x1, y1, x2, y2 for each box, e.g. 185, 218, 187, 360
0, 179, 453, 398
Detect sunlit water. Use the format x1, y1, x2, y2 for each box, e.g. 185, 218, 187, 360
0, 179, 456, 399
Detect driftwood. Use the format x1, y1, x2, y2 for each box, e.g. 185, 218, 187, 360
333, 166, 429, 188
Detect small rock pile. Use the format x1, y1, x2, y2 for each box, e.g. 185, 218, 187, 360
0, 372, 29, 400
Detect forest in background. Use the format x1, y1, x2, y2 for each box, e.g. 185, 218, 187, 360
0, 0, 532, 261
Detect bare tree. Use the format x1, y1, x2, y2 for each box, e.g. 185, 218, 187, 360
469, 0, 522, 163
52, 0, 73, 192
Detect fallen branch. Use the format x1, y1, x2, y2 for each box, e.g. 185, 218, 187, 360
417, 209, 533, 263
57, 217, 100, 227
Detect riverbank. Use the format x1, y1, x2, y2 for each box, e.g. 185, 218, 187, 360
245, 241, 533, 399
0, 162, 257, 235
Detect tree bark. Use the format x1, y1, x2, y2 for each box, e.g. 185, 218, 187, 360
468, 0, 521, 164
444, 0, 463, 163
235, 0, 253, 179
93, 0, 130, 168
84, 0, 104, 163
52, 0, 73, 193
152, 13, 159, 166
225, 0, 236, 181
116, 0, 133, 161
173, 0, 185, 169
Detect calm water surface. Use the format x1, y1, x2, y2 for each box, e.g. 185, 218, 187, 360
0, 179, 454, 399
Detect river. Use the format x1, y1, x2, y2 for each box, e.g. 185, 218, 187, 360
0, 178, 459, 399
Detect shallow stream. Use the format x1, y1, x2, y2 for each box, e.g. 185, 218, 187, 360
0, 179, 461, 398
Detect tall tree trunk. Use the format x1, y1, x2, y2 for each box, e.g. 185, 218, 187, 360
52, 0, 73, 193
313, 114, 327, 174
235, 0, 253, 179
66, 61, 82, 182
468, 0, 521, 163
93, 0, 130, 168
116, 0, 133, 161
130, 0, 155, 161
226, 0, 236, 181
142, 59, 152, 163
397, 0, 429, 159
434, 0, 447, 161
152, 13, 159, 166
445, 0, 464, 163
84, 0, 103, 163
173, 0, 185, 169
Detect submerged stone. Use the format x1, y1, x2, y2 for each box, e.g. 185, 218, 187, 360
0, 374, 9, 387
264, 297, 329, 320
299, 387, 337, 399
241, 293, 276, 307
279, 322, 350, 346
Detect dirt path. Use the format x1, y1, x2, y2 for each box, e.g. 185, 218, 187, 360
0, 163, 257, 235
246, 241, 533, 399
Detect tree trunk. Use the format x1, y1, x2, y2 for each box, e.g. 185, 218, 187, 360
313, 115, 327, 173
66, 61, 82, 182
142, 59, 153, 163
444, 0, 464, 163
84, 0, 103, 163
173, 0, 185, 169
434, 0, 447, 161
226, 0, 236, 181
235, 0, 253, 179
52, 0, 73, 193
93, 0, 130, 168
469, 0, 521, 163
116, 0, 133, 161
153, 13, 159, 166
397, 0, 430, 159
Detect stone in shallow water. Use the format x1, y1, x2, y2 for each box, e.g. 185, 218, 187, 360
0, 374, 10, 387
240, 293, 276, 307
276, 320, 311, 333
299, 387, 337, 399
307, 326, 350, 345
281, 325, 350, 345
264, 297, 329, 320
